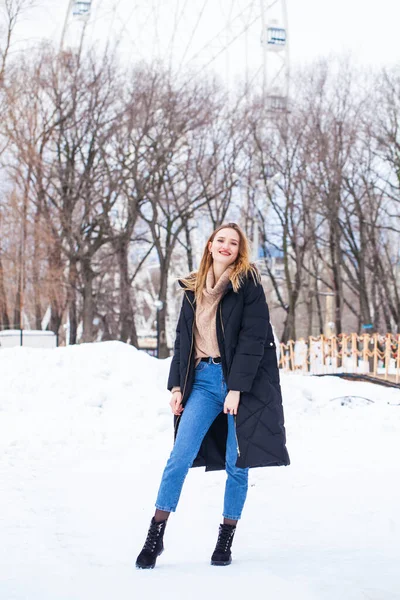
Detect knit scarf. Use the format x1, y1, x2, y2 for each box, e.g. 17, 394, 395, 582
194, 265, 233, 359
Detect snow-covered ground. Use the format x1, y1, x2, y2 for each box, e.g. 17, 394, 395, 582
0, 342, 399, 600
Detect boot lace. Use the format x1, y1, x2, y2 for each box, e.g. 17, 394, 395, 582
143, 521, 163, 553
216, 525, 235, 552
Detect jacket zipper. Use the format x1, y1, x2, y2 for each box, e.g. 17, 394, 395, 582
174, 291, 195, 438
233, 415, 241, 457
219, 302, 225, 337
219, 300, 241, 458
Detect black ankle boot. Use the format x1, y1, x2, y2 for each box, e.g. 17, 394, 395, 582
210, 523, 236, 566
136, 517, 167, 569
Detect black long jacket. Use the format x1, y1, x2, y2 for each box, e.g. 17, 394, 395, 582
167, 274, 290, 471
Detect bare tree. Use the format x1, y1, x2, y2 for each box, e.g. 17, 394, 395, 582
0, 0, 34, 82
247, 97, 314, 341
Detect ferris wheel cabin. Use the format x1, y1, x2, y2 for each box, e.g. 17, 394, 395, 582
267, 27, 286, 48
72, 1, 92, 19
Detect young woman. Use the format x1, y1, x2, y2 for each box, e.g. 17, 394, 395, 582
136, 222, 289, 569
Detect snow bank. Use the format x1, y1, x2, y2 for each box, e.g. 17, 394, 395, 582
0, 342, 399, 600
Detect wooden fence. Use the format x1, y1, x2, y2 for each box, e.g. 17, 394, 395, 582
279, 333, 400, 384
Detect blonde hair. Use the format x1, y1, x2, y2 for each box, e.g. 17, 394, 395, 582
180, 222, 260, 302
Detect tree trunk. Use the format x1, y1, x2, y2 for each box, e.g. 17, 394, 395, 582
118, 241, 133, 343
158, 302, 169, 358
13, 267, 23, 329
313, 271, 324, 334
371, 275, 379, 334
281, 288, 298, 342
81, 257, 94, 343
329, 227, 343, 335
48, 242, 64, 335
33, 200, 42, 329
184, 220, 194, 273
306, 292, 313, 337
68, 258, 78, 345
157, 257, 170, 358
129, 318, 139, 348
14, 171, 29, 328
0, 253, 10, 329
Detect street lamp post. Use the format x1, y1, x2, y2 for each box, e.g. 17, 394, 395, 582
154, 300, 163, 358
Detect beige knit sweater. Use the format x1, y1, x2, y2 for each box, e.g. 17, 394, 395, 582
194, 265, 233, 359
172, 265, 233, 394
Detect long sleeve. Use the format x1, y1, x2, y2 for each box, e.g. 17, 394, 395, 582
227, 280, 269, 393
167, 303, 182, 391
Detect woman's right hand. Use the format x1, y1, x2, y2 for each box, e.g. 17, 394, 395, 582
170, 391, 184, 415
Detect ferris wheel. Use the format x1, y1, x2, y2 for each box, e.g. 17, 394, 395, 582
60, 0, 289, 109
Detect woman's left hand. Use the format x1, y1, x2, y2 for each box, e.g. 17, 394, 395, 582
223, 390, 240, 415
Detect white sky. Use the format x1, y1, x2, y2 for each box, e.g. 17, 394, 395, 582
9, 0, 400, 86
290, 0, 400, 66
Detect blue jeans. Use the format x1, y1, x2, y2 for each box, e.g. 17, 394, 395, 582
155, 359, 249, 520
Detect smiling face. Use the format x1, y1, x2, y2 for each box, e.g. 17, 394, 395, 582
208, 227, 240, 267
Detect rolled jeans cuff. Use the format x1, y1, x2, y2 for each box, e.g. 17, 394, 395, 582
155, 503, 177, 513
223, 512, 242, 520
